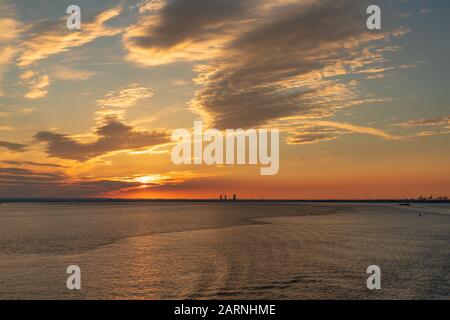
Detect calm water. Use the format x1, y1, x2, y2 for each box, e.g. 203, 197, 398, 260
0, 202, 449, 299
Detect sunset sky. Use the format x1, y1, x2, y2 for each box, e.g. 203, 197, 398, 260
0, 0, 449, 199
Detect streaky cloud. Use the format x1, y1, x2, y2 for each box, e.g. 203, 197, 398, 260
0, 140, 27, 151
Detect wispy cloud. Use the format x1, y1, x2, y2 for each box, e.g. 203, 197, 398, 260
17, 6, 123, 67
96, 83, 154, 121
395, 115, 450, 138
52, 65, 96, 81
20, 70, 50, 99
310, 121, 396, 140
0, 17, 23, 41
419, 8, 433, 15
1, 160, 66, 168
0, 14, 24, 96
0, 46, 17, 96
0, 167, 142, 198
0, 140, 27, 152
286, 120, 397, 145
1, 5, 144, 102
97, 84, 153, 108
397, 115, 450, 127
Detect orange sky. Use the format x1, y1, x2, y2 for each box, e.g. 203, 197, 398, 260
0, 0, 449, 199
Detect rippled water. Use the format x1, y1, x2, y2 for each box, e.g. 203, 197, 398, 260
0, 202, 449, 299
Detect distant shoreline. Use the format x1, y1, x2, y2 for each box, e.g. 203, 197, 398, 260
0, 198, 449, 204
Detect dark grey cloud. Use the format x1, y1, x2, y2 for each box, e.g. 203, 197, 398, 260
0, 167, 65, 194
130, 0, 255, 49
125, 0, 401, 135
34, 119, 170, 161
123, 0, 263, 65
287, 133, 338, 144
0, 140, 27, 151
1, 160, 66, 168
0, 167, 141, 198
191, 0, 377, 129
286, 126, 345, 145
0, 167, 62, 177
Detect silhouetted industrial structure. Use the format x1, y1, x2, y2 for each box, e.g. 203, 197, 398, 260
219, 194, 237, 201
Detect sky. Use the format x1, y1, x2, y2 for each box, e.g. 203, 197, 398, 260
0, 0, 449, 199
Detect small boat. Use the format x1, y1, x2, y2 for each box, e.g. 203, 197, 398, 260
399, 203, 411, 206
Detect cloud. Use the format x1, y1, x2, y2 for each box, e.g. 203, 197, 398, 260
35, 119, 170, 161
0, 47, 16, 68
398, 115, 450, 127
123, 0, 259, 66
309, 121, 396, 140
0, 167, 61, 179
286, 127, 343, 145
126, 0, 405, 146
0, 18, 23, 41
52, 65, 96, 81
97, 84, 154, 108
1, 160, 66, 168
111, 173, 232, 197
188, 0, 402, 129
20, 70, 50, 99
0, 16, 23, 96
0, 46, 17, 96
17, 6, 123, 67
419, 9, 433, 15
395, 115, 450, 137
96, 83, 153, 121
138, 0, 166, 13
0, 104, 35, 117
0, 167, 141, 198
0, 140, 27, 151
0, 6, 122, 97
96, 84, 154, 120
286, 120, 397, 145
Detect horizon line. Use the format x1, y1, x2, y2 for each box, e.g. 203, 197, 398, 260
0, 197, 448, 203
